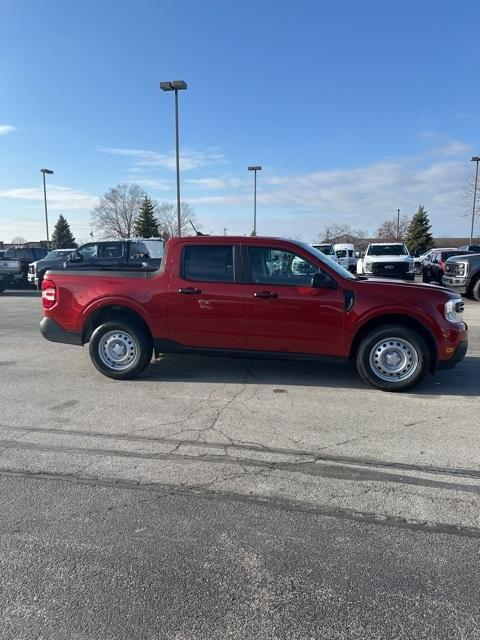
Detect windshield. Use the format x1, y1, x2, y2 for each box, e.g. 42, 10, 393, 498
336, 250, 348, 258
296, 242, 357, 281
44, 250, 72, 260
141, 240, 164, 258
312, 244, 335, 256
367, 244, 408, 256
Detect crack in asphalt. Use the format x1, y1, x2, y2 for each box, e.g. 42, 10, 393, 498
1, 465, 480, 539
2, 421, 480, 480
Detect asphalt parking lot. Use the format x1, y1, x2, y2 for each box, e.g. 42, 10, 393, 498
1, 290, 480, 638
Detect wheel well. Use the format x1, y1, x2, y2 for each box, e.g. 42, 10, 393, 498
82, 306, 153, 344
349, 314, 438, 372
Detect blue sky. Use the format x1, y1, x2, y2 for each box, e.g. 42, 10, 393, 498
1, 0, 479, 243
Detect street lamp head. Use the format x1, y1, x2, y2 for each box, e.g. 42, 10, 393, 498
160, 80, 187, 91
248, 166, 262, 171
171, 80, 187, 90
41, 168, 54, 175
472, 157, 480, 162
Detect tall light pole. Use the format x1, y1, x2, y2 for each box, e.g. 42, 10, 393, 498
396, 208, 400, 239
41, 169, 54, 249
160, 80, 187, 236
247, 166, 262, 236
470, 156, 480, 245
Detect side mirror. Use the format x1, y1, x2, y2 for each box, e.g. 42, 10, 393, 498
68, 251, 83, 263
312, 271, 338, 290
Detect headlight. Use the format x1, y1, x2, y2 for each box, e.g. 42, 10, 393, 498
456, 262, 466, 276
444, 298, 464, 323
364, 261, 373, 272
408, 261, 414, 272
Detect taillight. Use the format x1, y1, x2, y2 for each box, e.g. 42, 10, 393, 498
42, 279, 56, 309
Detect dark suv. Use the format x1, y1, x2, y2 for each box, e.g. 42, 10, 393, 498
4, 246, 48, 285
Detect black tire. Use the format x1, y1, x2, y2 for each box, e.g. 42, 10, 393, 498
472, 277, 480, 302
356, 324, 431, 392
88, 320, 152, 380
422, 272, 431, 283
0, 284, 5, 294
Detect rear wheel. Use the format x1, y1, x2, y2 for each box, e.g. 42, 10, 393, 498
356, 324, 431, 391
89, 320, 152, 380
0, 283, 5, 294
422, 271, 431, 283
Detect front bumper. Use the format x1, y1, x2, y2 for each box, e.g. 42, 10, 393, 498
437, 339, 468, 370
40, 317, 83, 346
443, 275, 467, 294
365, 273, 415, 281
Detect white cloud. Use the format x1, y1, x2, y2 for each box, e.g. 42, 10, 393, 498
185, 177, 246, 190
0, 124, 15, 135
127, 177, 172, 191
98, 147, 226, 171
0, 186, 98, 210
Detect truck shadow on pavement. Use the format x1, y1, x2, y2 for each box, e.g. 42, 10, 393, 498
1, 290, 39, 297
141, 354, 480, 397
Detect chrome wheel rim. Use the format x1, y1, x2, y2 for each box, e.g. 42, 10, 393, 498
369, 337, 418, 382
98, 330, 138, 371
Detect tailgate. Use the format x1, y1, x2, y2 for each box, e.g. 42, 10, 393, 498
0, 258, 20, 274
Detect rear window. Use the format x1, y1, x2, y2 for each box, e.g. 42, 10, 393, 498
441, 251, 465, 260
183, 245, 234, 282
5, 248, 31, 259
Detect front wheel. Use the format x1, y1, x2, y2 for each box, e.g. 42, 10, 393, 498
356, 325, 430, 391
472, 278, 480, 302
89, 321, 153, 380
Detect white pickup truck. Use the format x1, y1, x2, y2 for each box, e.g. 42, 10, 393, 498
0, 251, 21, 293
356, 242, 415, 281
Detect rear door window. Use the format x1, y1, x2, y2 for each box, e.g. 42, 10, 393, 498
182, 245, 234, 282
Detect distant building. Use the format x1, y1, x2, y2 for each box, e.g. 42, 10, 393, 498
0, 240, 49, 249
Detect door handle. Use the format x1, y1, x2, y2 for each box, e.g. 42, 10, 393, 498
178, 287, 202, 295
253, 291, 279, 299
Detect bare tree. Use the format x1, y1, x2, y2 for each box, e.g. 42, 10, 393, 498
317, 223, 368, 245
91, 183, 144, 239
156, 201, 198, 240
11, 236, 27, 245
377, 215, 411, 241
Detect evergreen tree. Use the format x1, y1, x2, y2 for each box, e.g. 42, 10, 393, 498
51, 215, 77, 249
404, 205, 435, 255
133, 196, 158, 238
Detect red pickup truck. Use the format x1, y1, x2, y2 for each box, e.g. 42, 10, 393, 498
40, 236, 468, 391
